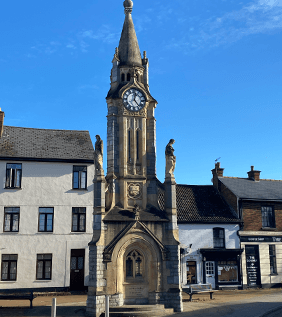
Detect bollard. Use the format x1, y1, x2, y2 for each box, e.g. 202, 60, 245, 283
105, 295, 109, 317
51, 297, 56, 317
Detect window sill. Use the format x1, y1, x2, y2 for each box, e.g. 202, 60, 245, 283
261, 227, 276, 231
37, 232, 54, 234
4, 188, 22, 190
71, 188, 88, 191
3, 231, 19, 234
70, 231, 87, 234
0, 281, 17, 283
33, 280, 52, 283
270, 273, 278, 276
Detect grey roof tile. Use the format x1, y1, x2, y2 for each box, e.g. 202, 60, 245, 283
176, 185, 239, 223
0, 126, 94, 162
219, 177, 282, 200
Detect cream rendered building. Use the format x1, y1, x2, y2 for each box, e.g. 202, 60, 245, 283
87, 1, 183, 315
0, 124, 94, 291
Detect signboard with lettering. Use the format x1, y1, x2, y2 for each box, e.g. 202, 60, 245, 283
241, 236, 282, 243
245, 245, 261, 287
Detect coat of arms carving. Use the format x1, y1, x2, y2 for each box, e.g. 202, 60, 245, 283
128, 182, 142, 199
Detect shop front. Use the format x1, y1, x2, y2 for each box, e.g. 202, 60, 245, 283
200, 249, 243, 289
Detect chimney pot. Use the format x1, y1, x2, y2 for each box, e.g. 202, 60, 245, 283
0, 109, 4, 138
248, 166, 261, 181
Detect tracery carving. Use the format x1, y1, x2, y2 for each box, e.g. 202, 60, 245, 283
127, 182, 142, 199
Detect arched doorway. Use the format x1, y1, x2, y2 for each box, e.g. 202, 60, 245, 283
112, 234, 161, 305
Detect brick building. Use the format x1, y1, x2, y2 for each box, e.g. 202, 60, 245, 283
212, 163, 282, 288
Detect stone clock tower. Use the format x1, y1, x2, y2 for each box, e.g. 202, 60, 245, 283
87, 1, 183, 316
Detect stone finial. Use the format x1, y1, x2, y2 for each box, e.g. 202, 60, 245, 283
124, 0, 133, 14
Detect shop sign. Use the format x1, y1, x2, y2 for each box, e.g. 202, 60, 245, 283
241, 236, 282, 243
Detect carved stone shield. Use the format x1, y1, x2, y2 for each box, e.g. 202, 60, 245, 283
128, 183, 142, 199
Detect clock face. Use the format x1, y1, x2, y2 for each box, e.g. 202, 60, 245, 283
123, 89, 146, 112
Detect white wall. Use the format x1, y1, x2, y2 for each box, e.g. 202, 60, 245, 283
0, 160, 94, 290
178, 223, 240, 285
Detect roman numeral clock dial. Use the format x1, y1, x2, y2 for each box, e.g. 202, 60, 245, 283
123, 89, 146, 112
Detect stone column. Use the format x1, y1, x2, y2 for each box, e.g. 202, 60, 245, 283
86, 169, 107, 317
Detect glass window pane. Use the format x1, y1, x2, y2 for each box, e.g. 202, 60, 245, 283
37, 261, 43, 279
16, 170, 21, 187
46, 215, 53, 231
1, 262, 8, 280
4, 214, 11, 231
44, 254, 52, 260
78, 257, 84, 270
71, 257, 77, 270
10, 262, 17, 280
39, 214, 45, 231
80, 172, 86, 189
10, 255, 18, 261
39, 208, 53, 214
12, 214, 19, 231
73, 172, 79, 188
45, 261, 51, 279
72, 214, 78, 231
79, 214, 86, 231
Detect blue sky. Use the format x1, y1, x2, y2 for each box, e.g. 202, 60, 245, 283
1, 0, 282, 184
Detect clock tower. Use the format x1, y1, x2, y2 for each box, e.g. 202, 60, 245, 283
87, 1, 183, 316
105, 0, 158, 212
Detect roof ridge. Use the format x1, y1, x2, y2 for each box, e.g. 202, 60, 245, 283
220, 176, 282, 182
4, 125, 90, 133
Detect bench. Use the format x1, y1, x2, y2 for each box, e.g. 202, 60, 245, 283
182, 284, 218, 302
0, 291, 36, 308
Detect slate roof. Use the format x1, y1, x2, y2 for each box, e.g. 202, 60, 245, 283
0, 126, 94, 162
219, 177, 282, 200
176, 185, 240, 223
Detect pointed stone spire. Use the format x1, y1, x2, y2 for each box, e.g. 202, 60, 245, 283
118, 0, 142, 67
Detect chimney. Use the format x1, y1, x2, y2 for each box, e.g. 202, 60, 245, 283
0, 108, 4, 138
212, 162, 224, 189
247, 166, 261, 181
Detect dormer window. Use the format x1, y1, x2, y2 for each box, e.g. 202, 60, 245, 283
127, 73, 131, 81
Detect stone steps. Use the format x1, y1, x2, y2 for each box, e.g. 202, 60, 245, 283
101, 304, 175, 317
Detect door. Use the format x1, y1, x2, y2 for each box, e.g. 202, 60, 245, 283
186, 261, 197, 284
70, 249, 85, 291
205, 261, 215, 288
245, 245, 261, 287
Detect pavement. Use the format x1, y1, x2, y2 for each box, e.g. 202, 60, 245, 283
0, 289, 281, 317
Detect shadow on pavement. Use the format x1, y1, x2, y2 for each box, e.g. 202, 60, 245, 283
0, 306, 86, 317
166, 301, 282, 317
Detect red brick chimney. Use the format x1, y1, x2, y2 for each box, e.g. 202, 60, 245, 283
0, 108, 4, 138
212, 162, 224, 189
247, 166, 261, 181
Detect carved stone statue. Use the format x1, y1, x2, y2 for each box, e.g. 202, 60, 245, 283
165, 139, 176, 178
95, 135, 104, 172
133, 204, 141, 221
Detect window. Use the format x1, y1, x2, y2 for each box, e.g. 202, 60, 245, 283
126, 250, 143, 278
269, 245, 277, 275
1, 254, 18, 281
127, 73, 131, 81
36, 254, 52, 280
4, 207, 20, 232
5, 163, 22, 188
262, 206, 275, 228
121, 73, 125, 81
73, 166, 87, 189
218, 261, 238, 282
38, 208, 54, 232
72, 207, 86, 232
213, 228, 225, 248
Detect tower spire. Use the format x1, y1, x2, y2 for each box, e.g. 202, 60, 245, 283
118, 0, 142, 67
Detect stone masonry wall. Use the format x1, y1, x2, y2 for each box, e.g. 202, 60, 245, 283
86, 245, 106, 317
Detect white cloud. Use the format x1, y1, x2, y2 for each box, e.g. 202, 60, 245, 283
167, 0, 282, 52
80, 25, 119, 44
